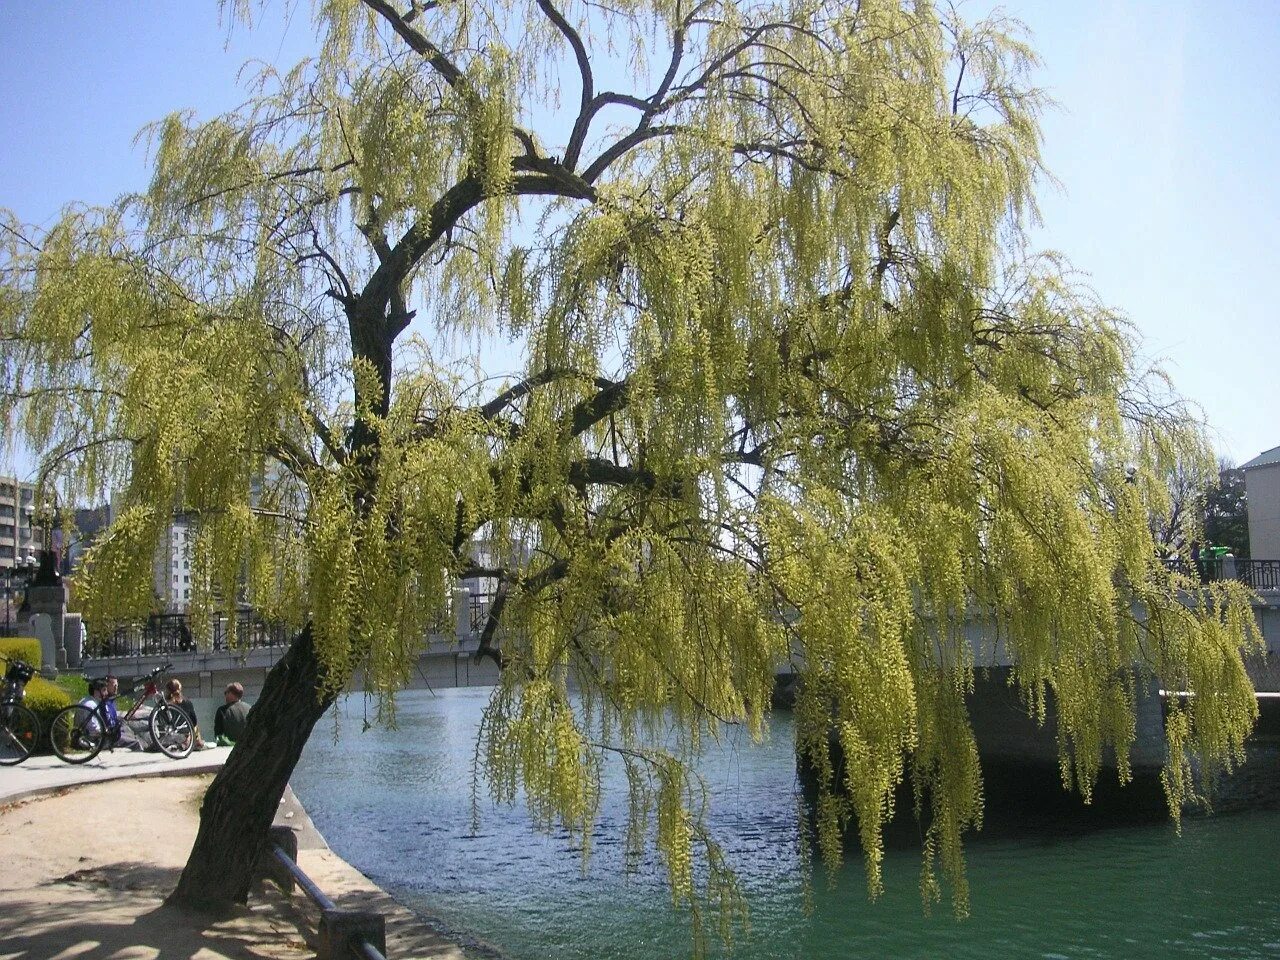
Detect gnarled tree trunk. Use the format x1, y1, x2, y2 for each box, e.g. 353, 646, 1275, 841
168, 624, 334, 907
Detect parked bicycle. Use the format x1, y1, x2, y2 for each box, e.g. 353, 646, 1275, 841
0, 656, 39, 766
48, 662, 195, 764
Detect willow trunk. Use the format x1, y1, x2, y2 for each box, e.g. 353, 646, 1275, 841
168, 624, 334, 906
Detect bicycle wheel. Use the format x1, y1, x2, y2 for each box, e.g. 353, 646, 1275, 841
149, 704, 194, 759
50, 704, 106, 764
0, 703, 40, 765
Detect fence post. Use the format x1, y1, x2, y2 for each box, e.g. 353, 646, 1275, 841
262, 825, 299, 894
319, 909, 386, 960
454, 586, 471, 641
1221, 554, 1237, 581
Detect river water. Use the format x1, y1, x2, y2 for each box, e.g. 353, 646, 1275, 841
291, 688, 1280, 960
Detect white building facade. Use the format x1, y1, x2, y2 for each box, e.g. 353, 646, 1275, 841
1242, 445, 1280, 561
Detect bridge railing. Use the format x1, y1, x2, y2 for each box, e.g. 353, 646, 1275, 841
1231, 559, 1280, 592
1175, 556, 1280, 591
468, 588, 497, 633
85, 611, 291, 659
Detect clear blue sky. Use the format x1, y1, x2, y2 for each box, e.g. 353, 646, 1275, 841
2, 1, 1277, 468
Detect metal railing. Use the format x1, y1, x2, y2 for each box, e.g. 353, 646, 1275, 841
1164, 556, 1280, 591
1232, 559, 1280, 592
468, 589, 497, 633
269, 834, 388, 960
84, 611, 290, 658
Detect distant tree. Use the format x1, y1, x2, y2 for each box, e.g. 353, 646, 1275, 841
1204, 462, 1250, 558
1149, 460, 1205, 559
0, 0, 1262, 945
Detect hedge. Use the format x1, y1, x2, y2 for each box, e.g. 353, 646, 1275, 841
1, 636, 73, 752
25, 675, 73, 727
0, 636, 41, 669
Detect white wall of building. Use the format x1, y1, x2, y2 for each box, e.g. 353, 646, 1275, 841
1245, 460, 1280, 560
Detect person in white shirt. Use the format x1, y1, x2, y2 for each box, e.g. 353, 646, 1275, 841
77, 677, 108, 736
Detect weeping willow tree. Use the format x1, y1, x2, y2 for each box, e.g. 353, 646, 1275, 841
0, 0, 1262, 942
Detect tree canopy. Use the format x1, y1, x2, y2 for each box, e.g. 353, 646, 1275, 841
0, 0, 1262, 945
1204, 463, 1250, 558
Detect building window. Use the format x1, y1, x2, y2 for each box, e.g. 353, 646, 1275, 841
0, 546, 12, 559
0, 505, 13, 519
19, 489, 32, 501
184, 590, 190, 599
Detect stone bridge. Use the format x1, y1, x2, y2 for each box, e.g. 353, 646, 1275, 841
75, 581, 1280, 778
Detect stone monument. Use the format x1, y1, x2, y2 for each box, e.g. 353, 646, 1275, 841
25, 550, 69, 676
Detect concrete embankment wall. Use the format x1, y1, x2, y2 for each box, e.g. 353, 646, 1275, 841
84, 642, 502, 702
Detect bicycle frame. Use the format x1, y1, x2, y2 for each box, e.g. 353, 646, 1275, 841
48, 661, 196, 764
0, 657, 38, 765
1, 656, 34, 707
83, 667, 171, 751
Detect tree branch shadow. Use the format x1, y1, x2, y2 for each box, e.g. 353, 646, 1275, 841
0, 862, 316, 959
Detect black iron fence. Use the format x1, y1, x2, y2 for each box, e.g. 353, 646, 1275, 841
85, 611, 291, 658
1232, 559, 1280, 592
468, 589, 497, 633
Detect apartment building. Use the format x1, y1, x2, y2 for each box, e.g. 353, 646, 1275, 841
160, 514, 196, 612
0, 477, 41, 570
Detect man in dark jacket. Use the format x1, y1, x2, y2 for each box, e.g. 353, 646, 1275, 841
214, 681, 250, 744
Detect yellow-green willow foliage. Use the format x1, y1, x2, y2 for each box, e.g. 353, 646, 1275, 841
0, 0, 1263, 945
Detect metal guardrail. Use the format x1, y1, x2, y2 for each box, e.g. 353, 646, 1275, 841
267, 830, 388, 960
1234, 559, 1280, 592
468, 589, 496, 633
1164, 556, 1280, 591
85, 611, 290, 658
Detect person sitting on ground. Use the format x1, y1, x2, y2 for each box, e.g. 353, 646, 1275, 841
104, 675, 144, 750
78, 677, 108, 736
214, 681, 250, 746
164, 678, 207, 751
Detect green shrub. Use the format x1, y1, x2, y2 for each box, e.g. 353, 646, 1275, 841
25, 675, 74, 749
0, 636, 41, 669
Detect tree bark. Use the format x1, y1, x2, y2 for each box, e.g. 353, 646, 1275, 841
168, 623, 335, 907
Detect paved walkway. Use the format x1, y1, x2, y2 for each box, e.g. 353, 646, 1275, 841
0, 748, 470, 958
0, 744, 233, 806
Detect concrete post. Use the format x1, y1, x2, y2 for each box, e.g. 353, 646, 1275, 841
1221, 553, 1237, 581
261, 825, 299, 894
63, 613, 84, 669
26, 583, 68, 674
319, 910, 386, 960
26, 613, 57, 678
453, 586, 471, 641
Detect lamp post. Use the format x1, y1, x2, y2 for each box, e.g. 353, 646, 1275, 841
3, 554, 38, 635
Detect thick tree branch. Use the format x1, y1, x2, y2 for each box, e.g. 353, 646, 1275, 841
361, 172, 593, 319
359, 0, 465, 87
535, 0, 594, 171
477, 367, 613, 421
568, 377, 630, 435
582, 126, 680, 183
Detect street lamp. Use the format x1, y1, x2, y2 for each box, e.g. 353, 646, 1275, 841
3, 554, 38, 636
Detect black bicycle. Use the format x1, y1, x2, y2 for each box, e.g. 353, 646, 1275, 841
0, 656, 40, 766
48, 662, 195, 764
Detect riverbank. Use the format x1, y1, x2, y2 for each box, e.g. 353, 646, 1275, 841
0, 774, 472, 959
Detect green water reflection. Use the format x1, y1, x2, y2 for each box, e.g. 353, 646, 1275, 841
291, 688, 1280, 960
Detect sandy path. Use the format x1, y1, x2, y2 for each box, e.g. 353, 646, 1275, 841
0, 776, 470, 960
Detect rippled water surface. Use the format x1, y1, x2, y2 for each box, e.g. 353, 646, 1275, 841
292, 688, 1280, 960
